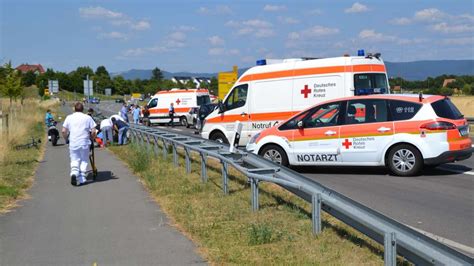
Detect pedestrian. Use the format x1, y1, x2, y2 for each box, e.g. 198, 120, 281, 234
87, 107, 94, 117
111, 117, 129, 145
120, 103, 129, 123
143, 106, 150, 126
132, 104, 140, 124
100, 118, 113, 146
61, 102, 97, 186
168, 102, 175, 127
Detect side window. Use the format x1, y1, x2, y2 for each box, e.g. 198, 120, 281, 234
278, 110, 311, 131
344, 99, 388, 125
148, 98, 158, 108
388, 100, 422, 121
224, 84, 248, 111
303, 102, 341, 128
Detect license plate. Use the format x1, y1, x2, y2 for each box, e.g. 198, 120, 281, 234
458, 126, 469, 137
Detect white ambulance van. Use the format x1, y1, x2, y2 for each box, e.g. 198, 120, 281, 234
145, 88, 211, 125
201, 52, 390, 145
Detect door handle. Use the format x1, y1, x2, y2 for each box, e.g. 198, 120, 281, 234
241, 112, 248, 116
377, 127, 391, 132
325, 130, 337, 136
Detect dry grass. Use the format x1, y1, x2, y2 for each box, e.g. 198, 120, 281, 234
451, 96, 474, 117
110, 143, 409, 265
0, 98, 58, 212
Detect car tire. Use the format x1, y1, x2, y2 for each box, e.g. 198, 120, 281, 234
210, 131, 229, 144
180, 117, 188, 127
387, 144, 423, 176
259, 144, 289, 167
52, 135, 58, 146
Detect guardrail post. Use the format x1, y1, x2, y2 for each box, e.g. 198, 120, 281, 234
139, 132, 145, 146
250, 178, 259, 212
200, 152, 207, 182
162, 139, 167, 159
172, 143, 178, 166
312, 194, 322, 235
152, 135, 158, 156
384, 232, 396, 266
221, 160, 228, 195
184, 147, 191, 174
145, 134, 151, 153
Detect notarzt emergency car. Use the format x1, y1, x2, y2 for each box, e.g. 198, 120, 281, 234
246, 94, 473, 176
201, 51, 389, 145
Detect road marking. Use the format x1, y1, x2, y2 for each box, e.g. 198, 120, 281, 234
406, 225, 474, 256
437, 166, 474, 176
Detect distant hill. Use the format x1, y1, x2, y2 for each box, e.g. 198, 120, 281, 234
112, 60, 473, 81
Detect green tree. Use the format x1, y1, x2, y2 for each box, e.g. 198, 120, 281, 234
151, 67, 163, 81
209, 77, 218, 95
184, 79, 196, 89
113, 76, 127, 95
462, 84, 472, 95
0, 62, 23, 106
22, 70, 36, 87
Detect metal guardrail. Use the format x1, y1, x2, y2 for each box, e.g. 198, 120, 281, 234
467, 117, 474, 125
126, 123, 473, 266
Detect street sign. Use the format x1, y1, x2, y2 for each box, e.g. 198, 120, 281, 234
105, 88, 112, 96
44, 89, 49, 95
218, 66, 238, 99
83, 80, 94, 96
48, 80, 59, 94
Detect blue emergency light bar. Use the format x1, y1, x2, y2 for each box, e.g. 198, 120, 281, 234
355, 88, 386, 95
358, 49, 365, 56
256, 59, 267, 66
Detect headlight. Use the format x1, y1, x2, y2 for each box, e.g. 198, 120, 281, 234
249, 132, 261, 144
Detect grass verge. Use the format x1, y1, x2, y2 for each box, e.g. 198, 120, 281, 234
110, 142, 408, 265
0, 98, 58, 212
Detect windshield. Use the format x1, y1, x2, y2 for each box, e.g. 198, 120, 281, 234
354, 73, 388, 90
197, 95, 211, 106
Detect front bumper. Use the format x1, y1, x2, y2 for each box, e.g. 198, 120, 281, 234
246, 143, 257, 153
424, 148, 474, 165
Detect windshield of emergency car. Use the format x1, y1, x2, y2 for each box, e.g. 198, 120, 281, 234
354, 73, 388, 90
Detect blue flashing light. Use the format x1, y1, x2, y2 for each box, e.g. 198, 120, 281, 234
355, 87, 386, 96
256, 59, 267, 66
357, 49, 365, 56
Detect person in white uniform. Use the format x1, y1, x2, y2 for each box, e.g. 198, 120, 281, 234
62, 102, 97, 186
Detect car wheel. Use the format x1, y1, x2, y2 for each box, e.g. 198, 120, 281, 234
259, 144, 289, 167
52, 135, 58, 146
180, 117, 188, 127
387, 144, 422, 176
210, 131, 229, 144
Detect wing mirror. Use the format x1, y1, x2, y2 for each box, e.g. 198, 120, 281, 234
297, 120, 304, 129
218, 101, 225, 114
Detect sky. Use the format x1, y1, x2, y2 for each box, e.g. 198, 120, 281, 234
1, 0, 473, 74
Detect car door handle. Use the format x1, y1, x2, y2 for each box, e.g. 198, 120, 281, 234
377, 127, 391, 132
325, 130, 337, 136
241, 112, 247, 116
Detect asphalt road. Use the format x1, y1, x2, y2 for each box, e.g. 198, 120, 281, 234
0, 105, 206, 265
98, 101, 474, 254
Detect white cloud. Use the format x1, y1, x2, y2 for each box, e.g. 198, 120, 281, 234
226, 19, 275, 38
431, 22, 474, 33
345, 2, 369, 13
390, 17, 411, 25
286, 25, 339, 48
263, 4, 286, 12
278, 16, 300, 24
120, 30, 188, 58
79, 6, 124, 19
169, 31, 186, 41
131, 20, 150, 30
197, 5, 232, 15
122, 48, 146, 57
242, 19, 272, 28
208, 36, 225, 46
441, 37, 474, 46
98, 31, 128, 40
175, 25, 197, 31
358, 29, 396, 42
225, 20, 240, 27
414, 8, 445, 22
254, 28, 275, 38
208, 48, 240, 56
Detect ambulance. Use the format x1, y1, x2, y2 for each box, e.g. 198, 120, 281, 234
144, 88, 211, 125
246, 94, 473, 176
201, 52, 390, 145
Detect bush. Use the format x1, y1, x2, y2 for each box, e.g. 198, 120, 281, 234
248, 223, 282, 245
439, 87, 454, 96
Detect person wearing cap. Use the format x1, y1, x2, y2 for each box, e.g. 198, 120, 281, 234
62, 102, 97, 186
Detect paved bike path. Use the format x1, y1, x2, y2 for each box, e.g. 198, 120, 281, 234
0, 121, 206, 265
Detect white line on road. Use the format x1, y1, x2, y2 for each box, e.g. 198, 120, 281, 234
406, 225, 474, 256
438, 166, 474, 176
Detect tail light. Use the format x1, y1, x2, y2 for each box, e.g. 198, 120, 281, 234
420, 121, 456, 130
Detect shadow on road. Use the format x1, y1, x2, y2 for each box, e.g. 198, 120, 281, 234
84, 170, 119, 185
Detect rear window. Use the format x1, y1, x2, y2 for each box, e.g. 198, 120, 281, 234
388, 100, 422, 121
431, 99, 463, 119
197, 95, 211, 106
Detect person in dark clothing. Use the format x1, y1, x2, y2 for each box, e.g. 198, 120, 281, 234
111, 117, 129, 145
143, 106, 150, 126
168, 103, 175, 127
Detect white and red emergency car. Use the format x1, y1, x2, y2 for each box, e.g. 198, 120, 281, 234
246, 94, 473, 176
144, 88, 211, 125
201, 53, 389, 145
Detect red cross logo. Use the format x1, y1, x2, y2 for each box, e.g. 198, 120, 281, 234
175, 99, 181, 105
301, 85, 311, 98
342, 139, 352, 149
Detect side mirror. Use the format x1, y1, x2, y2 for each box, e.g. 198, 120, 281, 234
218, 101, 225, 114
297, 120, 304, 129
